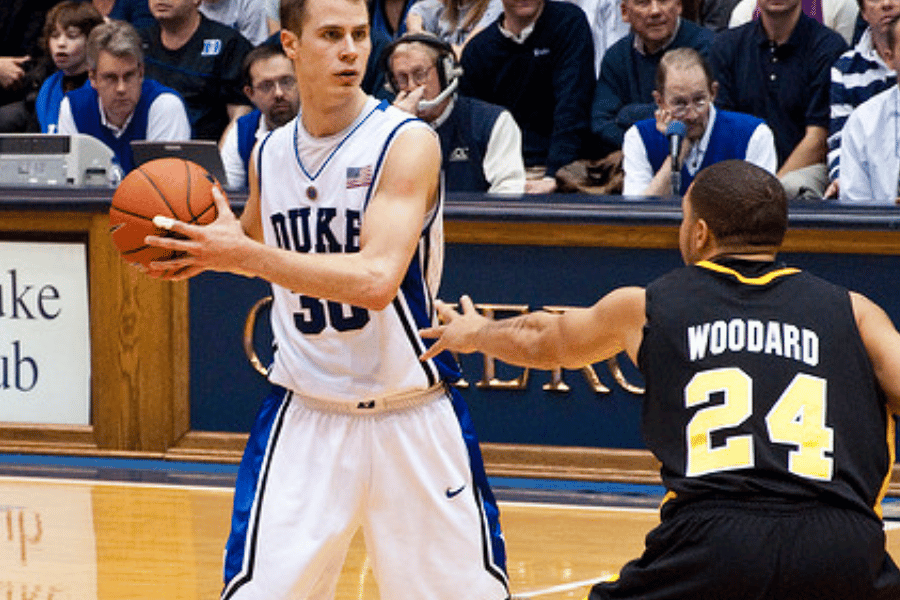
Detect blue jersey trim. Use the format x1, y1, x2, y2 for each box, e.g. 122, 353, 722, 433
446, 386, 508, 588
255, 129, 276, 197
222, 387, 292, 598
363, 117, 421, 210
292, 104, 383, 181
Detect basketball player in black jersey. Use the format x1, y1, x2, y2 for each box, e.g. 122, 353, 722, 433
421, 159, 900, 599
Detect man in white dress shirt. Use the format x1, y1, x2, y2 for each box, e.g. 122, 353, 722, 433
839, 14, 900, 203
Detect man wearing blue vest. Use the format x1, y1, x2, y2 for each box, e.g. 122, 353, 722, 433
57, 19, 190, 174
219, 43, 300, 191
622, 47, 776, 196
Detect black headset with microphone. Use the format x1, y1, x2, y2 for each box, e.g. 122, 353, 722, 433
379, 33, 463, 110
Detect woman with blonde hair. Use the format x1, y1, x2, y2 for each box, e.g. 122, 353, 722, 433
406, 0, 502, 53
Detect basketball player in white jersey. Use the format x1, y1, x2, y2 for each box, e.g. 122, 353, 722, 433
141, 0, 509, 597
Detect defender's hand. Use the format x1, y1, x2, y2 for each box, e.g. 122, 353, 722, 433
419, 295, 487, 361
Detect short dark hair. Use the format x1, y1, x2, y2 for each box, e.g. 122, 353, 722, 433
281, 0, 366, 37
242, 43, 289, 88
655, 47, 715, 93
687, 160, 787, 247
280, 0, 307, 36
42, 1, 104, 54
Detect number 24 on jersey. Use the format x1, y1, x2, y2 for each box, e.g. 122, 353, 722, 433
685, 367, 834, 481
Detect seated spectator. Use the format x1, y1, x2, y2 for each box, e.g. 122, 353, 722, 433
710, 0, 847, 199
697, 0, 742, 31
564, 0, 630, 77
384, 33, 526, 193
364, 0, 416, 97
98, 0, 156, 30
58, 19, 190, 173
264, 0, 280, 35
140, 0, 253, 141
0, 0, 60, 132
839, 15, 900, 203
460, 0, 595, 193
729, 0, 858, 44
591, 0, 714, 159
623, 48, 776, 195
405, 0, 503, 54
220, 44, 299, 190
200, 0, 271, 46
36, 2, 105, 133
826, 0, 897, 198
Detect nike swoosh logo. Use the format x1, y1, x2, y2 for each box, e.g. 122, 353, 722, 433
445, 485, 466, 498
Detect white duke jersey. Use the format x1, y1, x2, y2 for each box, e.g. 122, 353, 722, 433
256, 97, 450, 405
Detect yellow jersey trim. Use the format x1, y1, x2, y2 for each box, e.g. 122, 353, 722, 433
697, 260, 800, 286
874, 416, 896, 520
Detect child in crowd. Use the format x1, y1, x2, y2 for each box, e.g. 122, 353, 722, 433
36, 1, 104, 133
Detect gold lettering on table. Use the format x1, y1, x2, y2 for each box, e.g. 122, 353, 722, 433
243, 298, 646, 394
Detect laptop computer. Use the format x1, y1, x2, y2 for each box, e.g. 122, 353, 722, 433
131, 140, 228, 187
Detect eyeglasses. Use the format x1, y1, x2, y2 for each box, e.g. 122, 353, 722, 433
96, 69, 141, 88
667, 96, 710, 117
254, 76, 297, 95
393, 64, 435, 89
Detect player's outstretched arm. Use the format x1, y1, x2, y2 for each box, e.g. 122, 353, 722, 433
420, 287, 646, 369
851, 292, 900, 416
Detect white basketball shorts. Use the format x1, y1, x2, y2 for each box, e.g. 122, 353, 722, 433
221, 384, 509, 600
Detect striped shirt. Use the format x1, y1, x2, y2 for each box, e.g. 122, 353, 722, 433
828, 28, 896, 181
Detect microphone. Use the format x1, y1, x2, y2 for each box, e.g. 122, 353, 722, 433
417, 77, 459, 111
666, 120, 687, 196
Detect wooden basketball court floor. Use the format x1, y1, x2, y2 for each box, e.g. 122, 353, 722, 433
2, 455, 900, 600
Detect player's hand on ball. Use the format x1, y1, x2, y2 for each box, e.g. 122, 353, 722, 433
144, 186, 249, 280
419, 295, 486, 360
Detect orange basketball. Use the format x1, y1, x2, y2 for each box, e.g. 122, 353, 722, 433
109, 158, 220, 269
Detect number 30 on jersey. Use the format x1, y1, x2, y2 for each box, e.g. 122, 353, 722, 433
684, 367, 834, 481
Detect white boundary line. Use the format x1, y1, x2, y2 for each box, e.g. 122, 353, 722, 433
499, 500, 660, 514
0, 474, 234, 493
510, 575, 609, 599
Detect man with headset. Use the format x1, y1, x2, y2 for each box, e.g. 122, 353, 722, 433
382, 33, 526, 194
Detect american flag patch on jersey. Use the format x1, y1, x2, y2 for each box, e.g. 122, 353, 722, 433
346, 165, 373, 188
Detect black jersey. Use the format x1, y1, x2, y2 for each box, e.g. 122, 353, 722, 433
140, 15, 252, 141
638, 257, 895, 521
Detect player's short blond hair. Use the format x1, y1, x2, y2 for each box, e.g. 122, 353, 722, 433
280, 0, 367, 38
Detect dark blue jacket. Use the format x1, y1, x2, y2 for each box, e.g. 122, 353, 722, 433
436, 96, 505, 192
460, 1, 594, 176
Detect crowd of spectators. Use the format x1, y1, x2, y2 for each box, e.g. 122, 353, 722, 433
4, 0, 900, 203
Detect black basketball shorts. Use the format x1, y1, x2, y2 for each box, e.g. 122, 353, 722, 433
589, 498, 900, 600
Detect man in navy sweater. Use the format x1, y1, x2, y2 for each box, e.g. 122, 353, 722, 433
57, 19, 190, 174
459, 0, 595, 194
